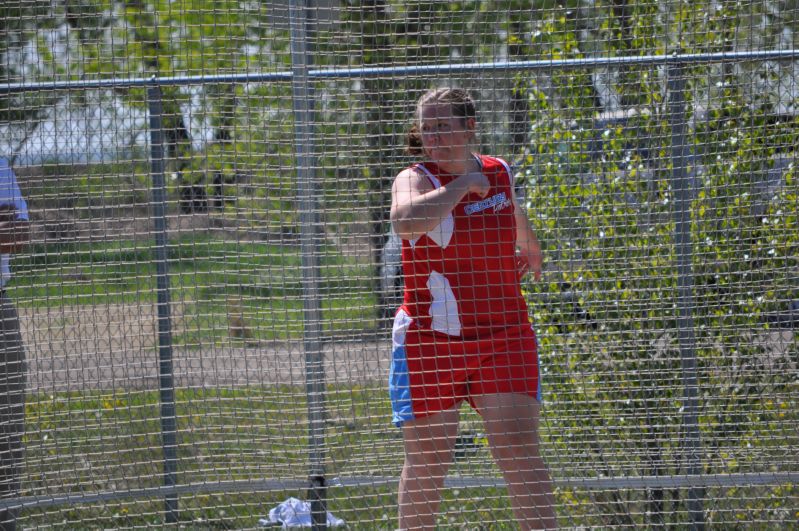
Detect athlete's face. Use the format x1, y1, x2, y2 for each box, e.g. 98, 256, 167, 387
419, 103, 475, 163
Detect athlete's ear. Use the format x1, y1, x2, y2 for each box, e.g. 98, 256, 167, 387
465, 117, 477, 143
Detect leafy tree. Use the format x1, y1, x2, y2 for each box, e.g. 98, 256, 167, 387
0, 0, 108, 160
516, 1, 798, 524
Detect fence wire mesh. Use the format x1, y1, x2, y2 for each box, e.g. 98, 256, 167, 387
0, 0, 797, 528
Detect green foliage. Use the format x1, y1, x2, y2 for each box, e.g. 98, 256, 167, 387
514, 8, 798, 524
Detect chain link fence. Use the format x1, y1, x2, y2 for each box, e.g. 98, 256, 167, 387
0, 1, 797, 528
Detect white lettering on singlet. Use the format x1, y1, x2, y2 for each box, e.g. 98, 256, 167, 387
464, 192, 511, 215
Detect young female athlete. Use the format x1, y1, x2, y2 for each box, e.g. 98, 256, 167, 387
389, 88, 557, 530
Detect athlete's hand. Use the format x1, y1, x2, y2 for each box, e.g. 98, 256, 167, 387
516, 250, 543, 282
462, 171, 490, 198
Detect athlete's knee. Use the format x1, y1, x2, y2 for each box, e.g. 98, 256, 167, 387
488, 431, 541, 460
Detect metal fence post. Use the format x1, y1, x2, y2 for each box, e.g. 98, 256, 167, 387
289, 2, 327, 530
666, 62, 705, 530
146, 81, 180, 525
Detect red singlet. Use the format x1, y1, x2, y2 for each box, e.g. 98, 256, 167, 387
389, 154, 540, 426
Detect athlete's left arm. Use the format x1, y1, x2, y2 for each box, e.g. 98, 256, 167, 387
511, 189, 543, 282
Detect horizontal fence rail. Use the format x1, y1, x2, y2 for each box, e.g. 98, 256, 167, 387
3, 472, 799, 513
1, 49, 798, 94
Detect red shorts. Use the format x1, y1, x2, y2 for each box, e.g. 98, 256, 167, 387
389, 309, 540, 426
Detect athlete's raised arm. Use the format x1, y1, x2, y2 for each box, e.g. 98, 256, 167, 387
390, 167, 488, 241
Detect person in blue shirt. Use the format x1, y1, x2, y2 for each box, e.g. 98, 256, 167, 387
0, 157, 29, 531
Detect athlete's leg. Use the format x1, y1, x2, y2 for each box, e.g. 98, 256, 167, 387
398, 406, 460, 530
472, 392, 557, 530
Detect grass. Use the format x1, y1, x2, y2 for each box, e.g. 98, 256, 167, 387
10, 235, 380, 343
21, 384, 798, 529
20, 386, 519, 529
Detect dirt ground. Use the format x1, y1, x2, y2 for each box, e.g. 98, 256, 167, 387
19, 302, 390, 393
18, 301, 795, 395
